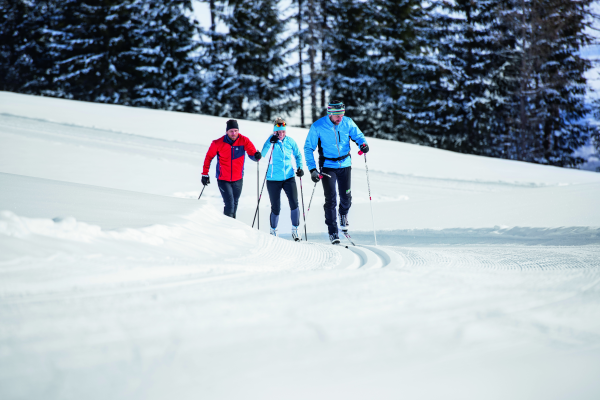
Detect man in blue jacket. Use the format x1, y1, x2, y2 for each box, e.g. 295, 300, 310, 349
304, 100, 369, 245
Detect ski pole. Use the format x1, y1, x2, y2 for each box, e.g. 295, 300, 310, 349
198, 185, 206, 200
257, 160, 259, 229
251, 147, 274, 228
358, 150, 377, 246
299, 176, 308, 241
306, 170, 330, 214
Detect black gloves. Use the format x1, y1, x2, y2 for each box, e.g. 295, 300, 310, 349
360, 143, 369, 154
310, 169, 321, 183
296, 168, 304, 177
254, 151, 262, 161
201, 175, 210, 186
270, 134, 278, 143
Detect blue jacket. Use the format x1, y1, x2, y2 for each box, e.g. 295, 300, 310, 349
261, 135, 304, 181
304, 116, 367, 170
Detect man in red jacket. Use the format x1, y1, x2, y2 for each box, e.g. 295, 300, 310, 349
202, 119, 262, 218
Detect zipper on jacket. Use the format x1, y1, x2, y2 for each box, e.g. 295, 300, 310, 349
333, 125, 342, 167
231, 145, 233, 181
269, 143, 274, 179
281, 140, 285, 177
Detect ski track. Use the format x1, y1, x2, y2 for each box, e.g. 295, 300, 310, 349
229, 234, 343, 272
3, 94, 600, 399
0, 114, 207, 165
4, 243, 596, 307
388, 245, 600, 272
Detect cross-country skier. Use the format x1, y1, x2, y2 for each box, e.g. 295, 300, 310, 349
260, 118, 304, 241
201, 119, 262, 218
303, 100, 369, 245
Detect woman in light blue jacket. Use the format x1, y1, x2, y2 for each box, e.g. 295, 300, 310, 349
260, 118, 304, 240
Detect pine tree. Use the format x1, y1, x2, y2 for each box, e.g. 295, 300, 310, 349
199, 0, 242, 117
375, 0, 443, 145
45, 0, 144, 103
323, 0, 437, 142
130, 0, 201, 111
1, 0, 30, 91
323, 0, 382, 133
0, 0, 59, 94
500, 0, 595, 166
222, 0, 296, 121
430, 0, 510, 155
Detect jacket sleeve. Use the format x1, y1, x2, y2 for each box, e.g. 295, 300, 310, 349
348, 118, 367, 147
244, 136, 259, 161
202, 141, 218, 175
261, 136, 273, 160
304, 125, 319, 171
291, 138, 304, 169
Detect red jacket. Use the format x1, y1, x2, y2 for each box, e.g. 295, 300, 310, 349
203, 134, 258, 182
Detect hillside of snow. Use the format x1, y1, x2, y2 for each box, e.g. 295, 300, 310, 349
1, 91, 600, 400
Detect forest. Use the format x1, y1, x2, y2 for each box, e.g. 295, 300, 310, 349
1, 0, 599, 168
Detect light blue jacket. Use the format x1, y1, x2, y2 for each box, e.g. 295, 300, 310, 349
304, 115, 367, 170
261, 135, 304, 181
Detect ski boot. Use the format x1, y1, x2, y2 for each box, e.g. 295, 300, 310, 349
329, 232, 341, 245
291, 226, 300, 242
270, 228, 277, 237
339, 213, 349, 233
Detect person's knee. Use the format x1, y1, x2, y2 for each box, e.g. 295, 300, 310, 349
288, 198, 299, 209
270, 200, 281, 214
340, 194, 352, 208
324, 196, 337, 207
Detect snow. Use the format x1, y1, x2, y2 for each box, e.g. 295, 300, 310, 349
1, 91, 600, 400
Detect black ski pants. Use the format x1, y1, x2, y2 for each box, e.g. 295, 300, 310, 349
266, 177, 300, 228
218, 179, 243, 218
321, 166, 352, 235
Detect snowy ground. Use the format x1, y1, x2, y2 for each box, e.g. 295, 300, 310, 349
1, 92, 600, 400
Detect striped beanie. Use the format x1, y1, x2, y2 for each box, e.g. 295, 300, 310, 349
327, 100, 345, 115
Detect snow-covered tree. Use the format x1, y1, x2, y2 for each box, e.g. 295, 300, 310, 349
500, 0, 596, 167
199, 0, 244, 117
1, 0, 30, 91
430, 0, 510, 155
322, 0, 438, 142
375, 0, 444, 145
45, 0, 144, 103
224, 0, 295, 121
200, 0, 295, 122
323, 0, 384, 134
130, 0, 201, 111
0, 0, 59, 94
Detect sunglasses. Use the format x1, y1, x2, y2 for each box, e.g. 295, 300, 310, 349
275, 122, 286, 128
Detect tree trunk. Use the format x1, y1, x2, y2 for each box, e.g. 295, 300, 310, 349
298, 0, 305, 127
209, 0, 215, 32
308, 0, 317, 123
320, 1, 327, 112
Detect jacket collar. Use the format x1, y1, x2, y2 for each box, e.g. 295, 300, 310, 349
223, 134, 238, 145
323, 115, 343, 128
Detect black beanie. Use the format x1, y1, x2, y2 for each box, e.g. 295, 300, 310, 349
226, 119, 239, 131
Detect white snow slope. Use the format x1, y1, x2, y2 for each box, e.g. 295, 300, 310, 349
1, 91, 600, 400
